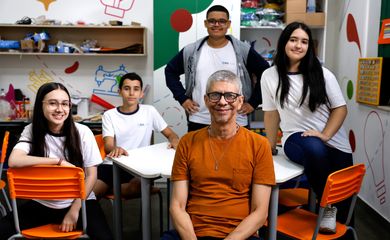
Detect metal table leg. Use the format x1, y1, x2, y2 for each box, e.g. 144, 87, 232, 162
268, 185, 279, 240
141, 177, 151, 240
113, 163, 123, 240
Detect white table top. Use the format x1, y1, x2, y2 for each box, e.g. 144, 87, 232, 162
272, 148, 304, 183
111, 142, 175, 178
112, 143, 303, 182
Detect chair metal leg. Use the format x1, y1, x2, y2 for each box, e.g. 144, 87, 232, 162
2, 188, 12, 212
157, 190, 163, 236
348, 226, 358, 240
0, 203, 6, 217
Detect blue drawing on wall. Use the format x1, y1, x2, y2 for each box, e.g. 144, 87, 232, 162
93, 64, 128, 96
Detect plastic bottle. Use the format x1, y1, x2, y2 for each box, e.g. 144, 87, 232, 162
0, 88, 11, 120
307, 0, 316, 12
24, 97, 31, 120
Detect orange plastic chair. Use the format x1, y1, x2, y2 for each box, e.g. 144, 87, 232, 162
7, 165, 88, 239
276, 164, 366, 240
279, 187, 310, 207
94, 134, 164, 235
0, 131, 12, 216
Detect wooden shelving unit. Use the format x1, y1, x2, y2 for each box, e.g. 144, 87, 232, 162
0, 24, 147, 56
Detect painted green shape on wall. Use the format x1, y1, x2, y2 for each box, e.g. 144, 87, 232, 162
347, 80, 354, 100
154, 0, 213, 70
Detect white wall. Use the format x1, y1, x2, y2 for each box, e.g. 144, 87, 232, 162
331, 0, 390, 221
0, 0, 154, 115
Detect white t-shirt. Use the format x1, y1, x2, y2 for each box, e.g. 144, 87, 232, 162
190, 41, 248, 126
102, 104, 168, 164
14, 123, 102, 209
261, 66, 351, 153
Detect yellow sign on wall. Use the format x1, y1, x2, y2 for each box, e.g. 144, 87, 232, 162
356, 57, 386, 105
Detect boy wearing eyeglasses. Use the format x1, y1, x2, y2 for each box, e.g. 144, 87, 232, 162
165, 5, 269, 132
93, 72, 179, 198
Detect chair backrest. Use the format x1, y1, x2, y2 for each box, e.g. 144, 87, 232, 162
1, 131, 9, 164
95, 134, 106, 159
7, 165, 86, 200
0, 131, 10, 178
7, 165, 88, 236
320, 163, 366, 207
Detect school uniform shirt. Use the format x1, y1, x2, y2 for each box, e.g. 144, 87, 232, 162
101, 104, 168, 164
261, 66, 351, 153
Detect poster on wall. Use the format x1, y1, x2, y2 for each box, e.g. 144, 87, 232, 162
378, 18, 390, 44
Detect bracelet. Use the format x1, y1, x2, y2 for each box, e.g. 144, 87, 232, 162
57, 158, 64, 166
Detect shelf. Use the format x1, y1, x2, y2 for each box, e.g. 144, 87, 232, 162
0, 52, 146, 57
0, 24, 147, 56
240, 26, 284, 30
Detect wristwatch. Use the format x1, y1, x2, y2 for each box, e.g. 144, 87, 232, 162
271, 148, 278, 156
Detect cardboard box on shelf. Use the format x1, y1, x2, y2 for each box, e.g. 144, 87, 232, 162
285, 12, 325, 27
285, 0, 306, 13
306, 12, 325, 26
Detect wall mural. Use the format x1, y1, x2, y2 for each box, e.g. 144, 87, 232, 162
364, 111, 388, 205
28, 69, 54, 94
100, 0, 135, 18
93, 64, 128, 96
342, 6, 389, 210
37, 0, 56, 11
32, 56, 82, 96
346, 14, 362, 56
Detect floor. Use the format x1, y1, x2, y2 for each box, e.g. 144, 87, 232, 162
1, 179, 390, 239
98, 187, 390, 240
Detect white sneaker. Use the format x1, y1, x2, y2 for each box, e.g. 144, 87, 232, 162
319, 206, 337, 234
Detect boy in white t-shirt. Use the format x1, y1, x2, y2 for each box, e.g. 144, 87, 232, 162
93, 72, 179, 198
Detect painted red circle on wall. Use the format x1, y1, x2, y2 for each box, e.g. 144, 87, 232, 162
349, 130, 356, 152
170, 9, 193, 32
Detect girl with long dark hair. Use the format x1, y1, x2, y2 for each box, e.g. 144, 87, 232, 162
261, 22, 353, 234
0, 82, 113, 240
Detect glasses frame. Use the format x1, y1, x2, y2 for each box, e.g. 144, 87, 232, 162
206, 92, 241, 103
206, 18, 229, 26
42, 100, 72, 110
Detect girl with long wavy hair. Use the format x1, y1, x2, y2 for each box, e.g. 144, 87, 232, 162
261, 22, 353, 234
0, 82, 113, 240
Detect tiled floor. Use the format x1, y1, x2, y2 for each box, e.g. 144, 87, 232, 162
98, 187, 390, 240
1, 179, 390, 239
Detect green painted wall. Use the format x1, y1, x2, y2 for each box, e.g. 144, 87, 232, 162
153, 0, 213, 70
378, 0, 390, 57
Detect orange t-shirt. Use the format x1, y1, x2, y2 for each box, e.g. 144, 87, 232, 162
171, 127, 276, 238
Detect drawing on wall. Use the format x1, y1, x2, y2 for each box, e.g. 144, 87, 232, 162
161, 106, 184, 127
364, 111, 387, 205
170, 9, 193, 32
32, 56, 82, 96
346, 13, 361, 56
37, 0, 56, 11
28, 69, 54, 93
93, 64, 128, 96
65, 61, 79, 74
100, 0, 135, 18
153, 0, 213, 70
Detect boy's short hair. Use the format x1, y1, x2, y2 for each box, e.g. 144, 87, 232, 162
206, 5, 230, 19
119, 72, 143, 89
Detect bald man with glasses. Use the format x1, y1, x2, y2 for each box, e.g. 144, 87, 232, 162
161, 70, 275, 240
165, 5, 269, 132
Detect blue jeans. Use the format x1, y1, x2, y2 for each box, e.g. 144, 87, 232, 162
284, 132, 353, 222
160, 230, 261, 240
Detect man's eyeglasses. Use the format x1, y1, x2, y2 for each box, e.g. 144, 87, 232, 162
206, 18, 229, 26
206, 92, 240, 103
43, 100, 71, 110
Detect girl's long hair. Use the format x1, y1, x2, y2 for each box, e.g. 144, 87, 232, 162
273, 22, 329, 112
31, 82, 83, 167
